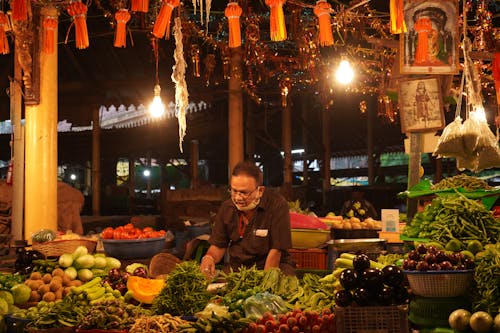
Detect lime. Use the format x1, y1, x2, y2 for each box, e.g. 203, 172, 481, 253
466, 240, 483, 255
445, 239, 464, 252
0, 291, 14, 305
10, 284, 31, 305
460, 250, 475, 260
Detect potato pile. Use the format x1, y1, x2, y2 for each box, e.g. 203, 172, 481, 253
24, 268, 83, 302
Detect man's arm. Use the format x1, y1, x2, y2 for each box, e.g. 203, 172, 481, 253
200, 245, 226, 279
264, 248, 282, 270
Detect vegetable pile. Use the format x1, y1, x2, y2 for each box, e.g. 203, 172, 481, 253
430, 174, 494, 191
101, 223, 166, 239
403, 195, 500, 245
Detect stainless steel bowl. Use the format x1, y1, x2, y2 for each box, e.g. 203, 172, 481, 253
327, 238, 386, 251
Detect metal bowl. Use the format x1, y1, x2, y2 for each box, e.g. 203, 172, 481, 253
101, 237, 166, 260
327, 238, 386, 251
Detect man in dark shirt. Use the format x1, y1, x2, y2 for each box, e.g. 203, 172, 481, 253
200, 161, 295, 278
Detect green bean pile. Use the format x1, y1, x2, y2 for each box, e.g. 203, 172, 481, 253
152, 261, 211, 316
430, 174, 494, 191
473, 243, 500, 315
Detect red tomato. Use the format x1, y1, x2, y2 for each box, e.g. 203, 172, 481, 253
101, 227, 114, 239
143, 227, 154, 233
123, 223, 134, 230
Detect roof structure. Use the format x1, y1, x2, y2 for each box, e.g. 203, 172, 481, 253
0, 0, 497, 165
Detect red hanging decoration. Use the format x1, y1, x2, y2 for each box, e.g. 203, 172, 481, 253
224, 2, 242, 48
42, 16, 58, 54
66, 1, 89, 49
114, 9, 131, 48
11, 0, 27, 21
0, 12, 10, 55
313, 0, 333, 47
390, 0, 406, 34
152, 0, 180, 39
265, 0, 287, 42
131, 0, 149, 13
493, 52, 500, 110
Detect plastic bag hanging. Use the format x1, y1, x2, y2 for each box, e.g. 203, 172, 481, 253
265, 0, 287, 42
0, 12, 10, 55
11, 0, 27, 21
224, 2, 242, 48
313, 0, 333, 47
66, 1, 89, 49
114, 9, 130, 48
131, 0, 149, 13
152, 0, 180, 39
42, 16, 58, 54
389, 0, 406, 34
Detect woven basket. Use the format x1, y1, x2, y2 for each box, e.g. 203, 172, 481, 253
404, 270, 474, 297
32, 239, 97, 257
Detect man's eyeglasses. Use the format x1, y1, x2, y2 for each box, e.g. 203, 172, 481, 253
228, 187, 259, 199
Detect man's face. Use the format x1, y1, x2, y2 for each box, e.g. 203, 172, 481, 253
229, 174, 262, 208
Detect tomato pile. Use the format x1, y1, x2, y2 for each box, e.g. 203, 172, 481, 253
101, 223, 166, 239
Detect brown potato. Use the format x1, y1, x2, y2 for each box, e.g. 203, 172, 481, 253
42, 292, 56, 302
29, 290, 42, 302
42, 273, 52, 284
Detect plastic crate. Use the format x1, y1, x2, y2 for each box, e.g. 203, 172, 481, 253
289, 248, 328, 270
335, 305, 409, 333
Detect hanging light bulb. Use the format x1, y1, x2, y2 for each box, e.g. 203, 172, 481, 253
149, 84, 165, 117
336, 59, 354, 85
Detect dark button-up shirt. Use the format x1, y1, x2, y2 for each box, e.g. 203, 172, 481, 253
209, 188, 292, 270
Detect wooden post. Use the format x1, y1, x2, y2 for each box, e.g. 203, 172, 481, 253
10, 45, 24, 241
282, 98, 292, 200
24, 6, 58, 238
92, 106, 101, 216
322, 107, 331, 206
228, 48, 244, 178
190, 140, 199, 189
128, 156, 136, 199
367, 99, 375, 185
407, 133, 422, 220
301, 97, 309, 186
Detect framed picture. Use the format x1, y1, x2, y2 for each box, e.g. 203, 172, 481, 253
399, 77, 445, 133
400, 0, 459, 74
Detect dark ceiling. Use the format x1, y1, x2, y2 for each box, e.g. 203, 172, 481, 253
0, 0, 498, 164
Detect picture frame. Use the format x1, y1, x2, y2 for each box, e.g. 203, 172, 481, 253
399, 77, 445, 133
400, 0, 459, 74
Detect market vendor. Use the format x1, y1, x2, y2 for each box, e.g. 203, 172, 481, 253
200, 160, 295, 278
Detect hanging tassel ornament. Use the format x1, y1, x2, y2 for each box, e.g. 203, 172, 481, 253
114, 9, 130, 48
0, 12, 10, 54
42, 16, 58, 54
11, 0, 27, 21
389, 0, 406, 34
313, 0, 333, 47
265, 0, 287, 42
66, 1, 89, 49
152, 0, 180, 39
224, 2, 242, 48
131, 0, 149, 13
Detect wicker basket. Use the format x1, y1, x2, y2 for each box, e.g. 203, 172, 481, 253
335, 305, 408, 333
404, 270, 474, 297
32, 239, 97, 257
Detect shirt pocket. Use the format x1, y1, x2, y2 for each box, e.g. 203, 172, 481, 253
247, 228, 270, 255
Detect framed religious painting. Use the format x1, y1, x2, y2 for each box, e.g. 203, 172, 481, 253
400, 0, 460, 74
399, 77, 445, 133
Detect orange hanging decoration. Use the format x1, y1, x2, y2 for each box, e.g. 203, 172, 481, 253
131, 0, 149, 13
224, 2, 242, 48
0, 12, 10, 55
493, 52, 500, 109
66, 1, 89, 49
313, 0, 333, 47
390, 0, 406, 34
114, 9, 131, 48
11, 0, 27, 21
265, 0, 287, 42
42, 16, 58, 54
152, 0, 180, 39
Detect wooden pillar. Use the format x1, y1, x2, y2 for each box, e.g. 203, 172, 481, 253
245, 98, 255, 160
367, 99, 375, 185
24, 6, 58, 238
282, 98, 292, 200
321, 107, 331, 206
228, 48, 244, 178
92, 106, 101, 216
301, 97, 309, 186
190, 140, 199, 189
128, 156, 136, 198
10, 46, 24, 241
407, 133, 422, 221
